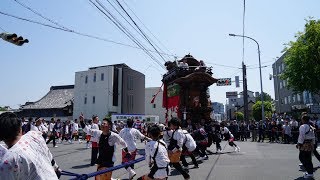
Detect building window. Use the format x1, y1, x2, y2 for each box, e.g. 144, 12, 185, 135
293, 94, 296, 103
127, 76, 133, 90
84, 96, 87, 104
101, 73, 104, 81
278, 65, 281, 73
288, 95, 291, 104
279, 81, 283, 89
284, 97, 288, 104
282, 63, 285, 72
85, 75, 88, 84
283, 80, 286, 87
93, 96, 95, 104
297, 94, 301, 102
93, 73, 96, 82
153, 104, 156, 108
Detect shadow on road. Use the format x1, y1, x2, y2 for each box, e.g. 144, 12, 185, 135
72, 164, 91, 169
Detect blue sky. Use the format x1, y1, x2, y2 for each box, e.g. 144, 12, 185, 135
1, 0, 320, 108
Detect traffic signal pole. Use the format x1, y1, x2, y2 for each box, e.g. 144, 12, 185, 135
242, 62, 249, 122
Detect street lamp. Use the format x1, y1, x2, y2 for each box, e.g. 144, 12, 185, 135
229, 33, 265, 122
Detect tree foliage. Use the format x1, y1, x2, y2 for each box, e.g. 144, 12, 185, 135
252, 101, 273, 120
282, 19, 320, 94
235, 112, 244, 120
255, 92, 273, 102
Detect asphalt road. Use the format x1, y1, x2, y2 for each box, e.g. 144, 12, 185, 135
49, 140, 320, 180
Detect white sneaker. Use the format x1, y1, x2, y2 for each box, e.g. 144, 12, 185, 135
303, 172, 314, 179
237, 147, 240, 152
234, 147, 238, 152
54, 145, 58, 148
198, 156, 206, 161
128, 169, 136, 180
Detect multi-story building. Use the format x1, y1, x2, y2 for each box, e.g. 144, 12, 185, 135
272, 55, 319, 114
73, 64, 145, 120
225, 90, 257, 120
145, 87, 166, 123
212, 102, 225, 121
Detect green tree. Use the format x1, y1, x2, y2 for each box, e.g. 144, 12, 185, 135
252, 101, 273, 120
235, 112, 244, 120
255, 92, 273, 102
282, 19, 320, 95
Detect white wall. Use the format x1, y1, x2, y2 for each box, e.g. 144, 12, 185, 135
145, 87, 166, 123
73, 66, 121, 120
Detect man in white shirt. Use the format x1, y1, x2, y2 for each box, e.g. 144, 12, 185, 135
89, 118, 128, 180
282, 121, 292, 144
46, 118, 57, 148
0, 112, 61, 180
71, 119, 81, 144
140, 125, 170, 180
119, 119, 150, 179
90, 116, 100, 166
168, 118, 190, 180
31, 118, 48, 140
296, 115, 315, 179
179, 59, 189, 70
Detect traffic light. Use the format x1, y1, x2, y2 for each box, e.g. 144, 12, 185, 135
0, 33, 29, 46
216, 78, 232, 86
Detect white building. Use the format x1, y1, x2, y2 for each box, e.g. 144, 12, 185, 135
73, 64, 145, 120
145, 87, 166, 123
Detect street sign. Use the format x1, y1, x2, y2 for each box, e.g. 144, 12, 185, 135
216, 78, 232, 86
226, 91, 238, 98
235, 76, 240, 87
310, 105, 320, 114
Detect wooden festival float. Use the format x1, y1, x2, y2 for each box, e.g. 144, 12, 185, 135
162, 54, 218, 126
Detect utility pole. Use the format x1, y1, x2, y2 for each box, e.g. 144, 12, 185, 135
242, 62, 249, 122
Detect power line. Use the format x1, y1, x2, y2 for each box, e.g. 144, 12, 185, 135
90, 0, 165, 69
206, 62, 241, 69
105, 0, 169, 61
119, 0, 174, 56
13, 0, 71, 31
0, 10, 173, 58
92, 0, 165, 69
0, 26, 6, 32
113, 0, 167, 62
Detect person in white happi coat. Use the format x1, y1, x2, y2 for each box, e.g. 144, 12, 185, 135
296, 115, 315, 179
31, 118, 48, 140
90, 116, 100, 166
89, 118, 128, 180
138, 125, 170, 180
119, 119, 151, 179
0, 112, 61, 180
71, 119, 81, 144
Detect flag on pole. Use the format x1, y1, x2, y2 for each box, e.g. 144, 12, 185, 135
151, 83, 164, 103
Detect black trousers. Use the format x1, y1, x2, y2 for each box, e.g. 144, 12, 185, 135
283, 134, 291, 144
172, 162, 190, 179
313, 144, 320, 162
299, 150, 313, 174
180, 152, 198, 167
258, 131, 264, 142
91, 147, 99, 165
46, 134, 56, 147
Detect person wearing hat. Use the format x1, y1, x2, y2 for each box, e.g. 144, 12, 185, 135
31, 118, 48, 140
